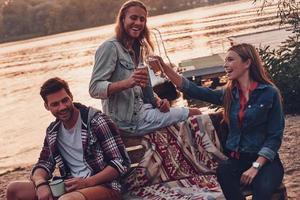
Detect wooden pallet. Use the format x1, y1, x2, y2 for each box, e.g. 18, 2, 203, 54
178, 54, 226, 80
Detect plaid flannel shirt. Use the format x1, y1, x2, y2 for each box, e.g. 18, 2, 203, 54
31, 103, 130, 192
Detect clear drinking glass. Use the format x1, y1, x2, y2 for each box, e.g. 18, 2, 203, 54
137, 60, 148, 76
146, 56, 163, 77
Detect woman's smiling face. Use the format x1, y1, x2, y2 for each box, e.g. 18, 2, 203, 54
123, 6, 147, 39
224, 50, 250, 81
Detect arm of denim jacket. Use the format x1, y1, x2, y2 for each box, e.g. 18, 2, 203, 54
91, 112, 131, 177
179, 77, 224, 105
258, 88, 285, 161
31, 136, 56, 180
89, 41, 118, 99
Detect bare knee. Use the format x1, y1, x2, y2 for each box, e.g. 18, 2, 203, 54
58, 191, 85, 200
6, 182, 16, 200
6, 181, 35, 200
6, 181, 24, 200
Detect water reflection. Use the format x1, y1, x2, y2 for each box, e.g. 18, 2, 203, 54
0, 1, 280, 173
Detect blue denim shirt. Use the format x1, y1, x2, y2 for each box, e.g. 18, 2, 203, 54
89, 38, 156, 133
180, 78, 284, 161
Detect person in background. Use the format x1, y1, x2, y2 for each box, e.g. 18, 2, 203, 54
156, 43, 284, 200
89, 0, 201, 136
6, 77, 130, 200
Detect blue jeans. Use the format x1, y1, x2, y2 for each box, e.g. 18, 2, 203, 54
216, 153, 284, 200
135, 104, 189, 136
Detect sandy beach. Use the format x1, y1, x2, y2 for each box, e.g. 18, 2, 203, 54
0, 0, 298, 199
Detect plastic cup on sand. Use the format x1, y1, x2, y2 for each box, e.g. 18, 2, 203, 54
49, 179, 65, 197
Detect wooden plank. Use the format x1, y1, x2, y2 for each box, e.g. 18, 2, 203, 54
121, 136, 143, 147
179, 54, 225, 69
126, 145, 145, 164
178, 54, 226, 79
121, 135, 145, 166
182, 65, 225, 79
228, 28, 293, 50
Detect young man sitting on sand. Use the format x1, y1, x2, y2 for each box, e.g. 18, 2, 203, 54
6, 77, 130, 200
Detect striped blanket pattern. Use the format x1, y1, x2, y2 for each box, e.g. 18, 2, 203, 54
122, 114, 227, 200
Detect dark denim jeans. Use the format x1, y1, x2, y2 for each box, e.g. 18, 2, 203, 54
216, 154, 284, 200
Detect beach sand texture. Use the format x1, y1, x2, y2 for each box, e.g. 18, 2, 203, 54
0, 0, 298, 199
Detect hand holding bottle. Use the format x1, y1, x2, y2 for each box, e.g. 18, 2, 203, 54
127, 64, 148, 88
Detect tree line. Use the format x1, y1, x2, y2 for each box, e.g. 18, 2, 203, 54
259, 0, 300, 114
0, 0, 231, 43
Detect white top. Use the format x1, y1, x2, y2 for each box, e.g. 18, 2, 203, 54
58, 114, 91, 178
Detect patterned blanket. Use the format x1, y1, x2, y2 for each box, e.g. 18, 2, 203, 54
122, 114, 228, 200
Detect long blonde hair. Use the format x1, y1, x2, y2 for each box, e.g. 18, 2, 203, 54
115, 0, 154, 53
223, 43, 277, 124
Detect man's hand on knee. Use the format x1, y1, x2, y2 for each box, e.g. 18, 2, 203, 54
65, 177, 88, 192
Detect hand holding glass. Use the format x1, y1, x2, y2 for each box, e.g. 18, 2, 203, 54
146, 56, 165, 77
135, 62, 149, 87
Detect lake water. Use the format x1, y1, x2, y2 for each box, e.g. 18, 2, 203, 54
0, 0, 283, 174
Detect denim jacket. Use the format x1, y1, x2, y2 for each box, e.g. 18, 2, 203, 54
180, 78, 284, 161
89, 38, 156, 133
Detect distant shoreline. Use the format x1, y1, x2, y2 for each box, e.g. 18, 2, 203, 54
0, 0, 241, 44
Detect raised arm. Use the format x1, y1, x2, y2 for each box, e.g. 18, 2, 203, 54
154, 56, 224, 106
154, 56, 183, 88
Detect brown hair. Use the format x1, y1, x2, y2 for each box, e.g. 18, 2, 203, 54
115, 0, 154, 53
40, 77, 73, 103
223, 43, 278, 124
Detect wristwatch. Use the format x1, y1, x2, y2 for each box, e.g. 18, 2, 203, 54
252, 162, 261, 170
